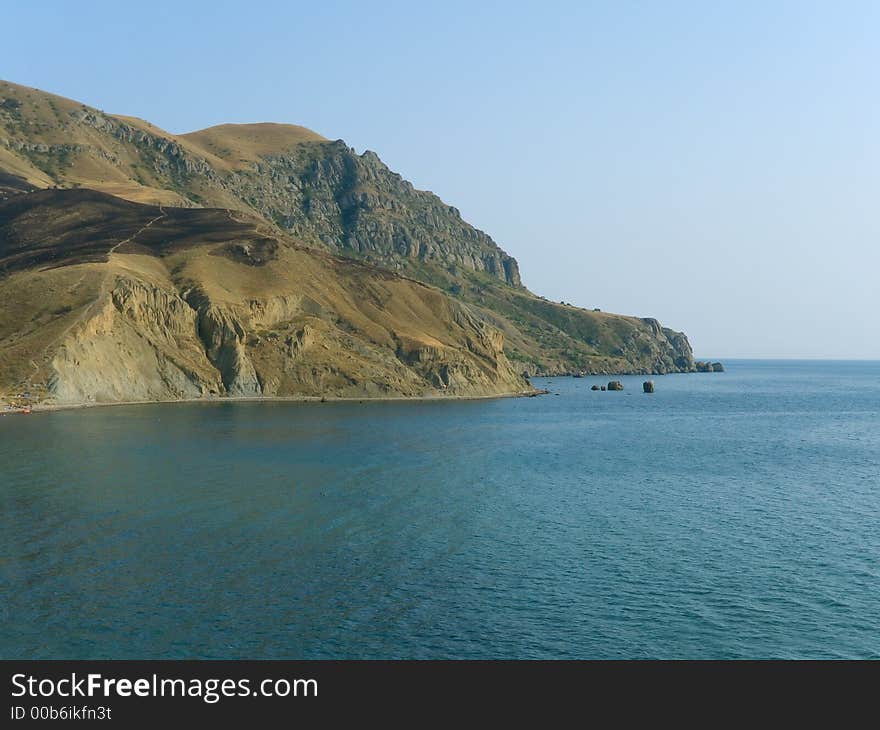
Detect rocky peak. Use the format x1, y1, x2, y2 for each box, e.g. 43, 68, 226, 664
237, 141, 523, 287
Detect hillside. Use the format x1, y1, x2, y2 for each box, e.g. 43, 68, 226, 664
0, 189, 529, 405
0, 80, 696, 378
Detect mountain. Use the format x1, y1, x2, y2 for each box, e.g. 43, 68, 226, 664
0, 189, 528, 404
0, 80, 697, 405
0, 80, 522, 287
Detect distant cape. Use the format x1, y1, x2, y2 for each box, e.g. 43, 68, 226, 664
0, 80, 697, 406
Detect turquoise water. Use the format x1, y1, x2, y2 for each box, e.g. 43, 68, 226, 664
1, 360, 878, 659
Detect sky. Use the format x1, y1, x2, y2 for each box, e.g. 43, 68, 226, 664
3, 0, 878, 358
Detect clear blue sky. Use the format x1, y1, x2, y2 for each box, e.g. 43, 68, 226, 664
4, 1, 878, 358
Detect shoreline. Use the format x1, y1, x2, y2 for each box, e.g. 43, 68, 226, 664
2, 388, 548, 415
2, 366, 727, 415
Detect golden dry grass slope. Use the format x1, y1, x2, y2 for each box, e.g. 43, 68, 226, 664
0, 80, 327, 208
0, 189, 529, 405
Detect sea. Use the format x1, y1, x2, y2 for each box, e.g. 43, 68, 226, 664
1, 360, 878, 659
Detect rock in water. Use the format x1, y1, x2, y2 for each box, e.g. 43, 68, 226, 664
643, 381, 655, 393
591, 384, 600, 391
711, 362, 725, 372
608, 380, 624, 391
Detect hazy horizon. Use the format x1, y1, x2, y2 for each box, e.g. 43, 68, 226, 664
4, 1, 877, 359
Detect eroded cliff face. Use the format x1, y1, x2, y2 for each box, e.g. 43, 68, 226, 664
639, 318, 696, 373
49, 278, 221, 403
43, 271, 525, 405
0, 190, 529, 405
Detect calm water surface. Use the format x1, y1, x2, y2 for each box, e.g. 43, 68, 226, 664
1, 360, 878, 658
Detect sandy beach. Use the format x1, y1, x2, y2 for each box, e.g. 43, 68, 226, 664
1, 388, 545, 415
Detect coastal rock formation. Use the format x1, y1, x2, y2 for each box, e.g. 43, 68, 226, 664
643, 381, 655, 393
608, 380, 624, 391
